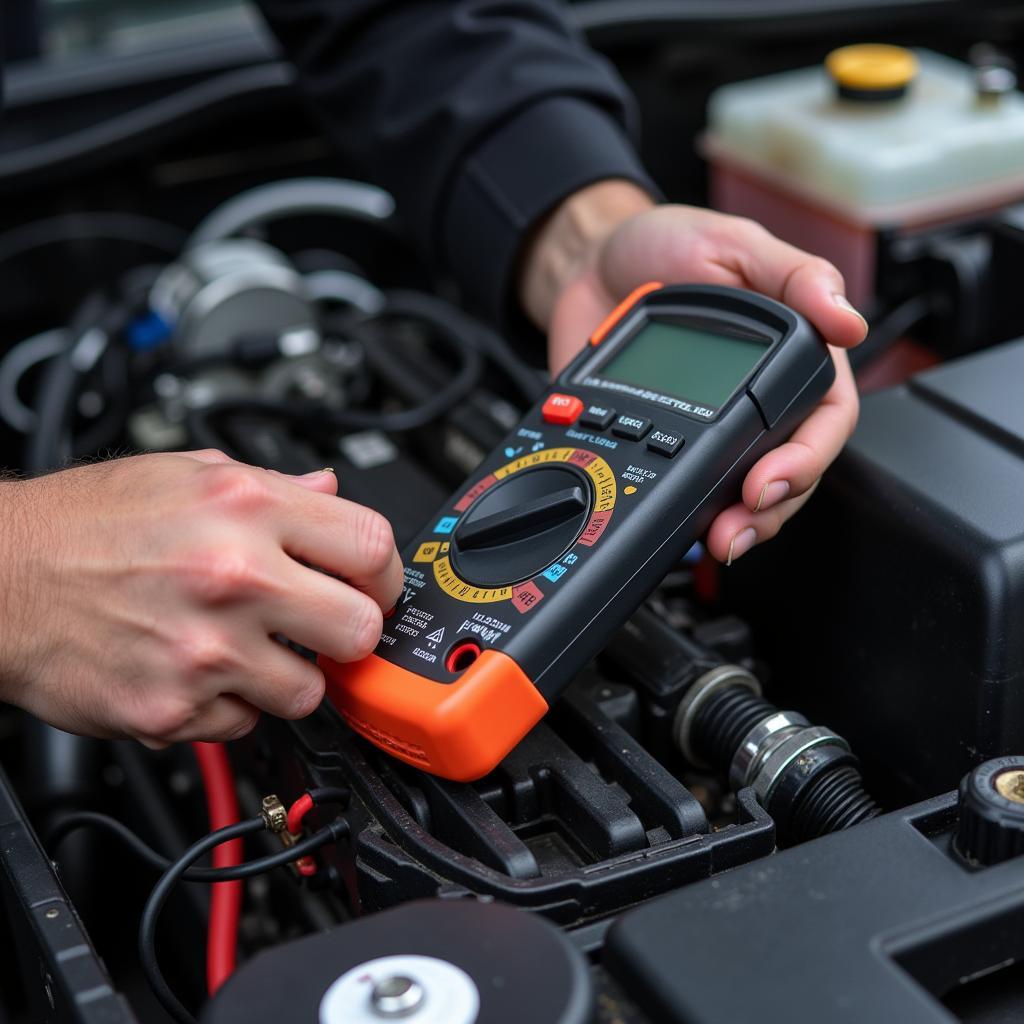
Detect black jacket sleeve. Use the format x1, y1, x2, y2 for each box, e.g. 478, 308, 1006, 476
254, 0, 656, 326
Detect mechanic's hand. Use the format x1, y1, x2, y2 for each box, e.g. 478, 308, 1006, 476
520, 181, 867, 564
0, 451, 402, 746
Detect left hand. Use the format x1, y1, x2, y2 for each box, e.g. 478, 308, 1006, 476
519, 181, 867, 564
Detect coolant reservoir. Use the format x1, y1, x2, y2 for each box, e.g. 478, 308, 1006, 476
704, 45, 1024, 307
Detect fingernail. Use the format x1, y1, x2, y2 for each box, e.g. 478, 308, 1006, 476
755, 480, 790, 512
726, 527, 757, 566
833, 293, 868, 334
300, 467, 335, 478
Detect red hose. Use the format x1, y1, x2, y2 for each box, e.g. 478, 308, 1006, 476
191, 742, 243, 994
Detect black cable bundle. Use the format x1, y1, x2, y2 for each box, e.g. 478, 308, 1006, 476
46, 788, 350, 1024
183, 287, 543, 451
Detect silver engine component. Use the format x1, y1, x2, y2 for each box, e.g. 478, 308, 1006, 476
149, 237, 318, 359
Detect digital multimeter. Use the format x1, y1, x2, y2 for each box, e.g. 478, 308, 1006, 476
321, 283, 834, 781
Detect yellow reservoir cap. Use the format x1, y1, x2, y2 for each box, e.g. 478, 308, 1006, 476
826, 44, 919, 96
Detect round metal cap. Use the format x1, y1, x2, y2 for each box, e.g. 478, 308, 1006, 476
955, 756, 1024, 866
320, 954, 479, 1024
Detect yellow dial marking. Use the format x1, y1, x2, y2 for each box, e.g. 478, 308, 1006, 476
433, 556, 513, 604
586, 457, 616, 513
494, 445, 574, 477
493, 446, 616, 511
413, 541, 441, 562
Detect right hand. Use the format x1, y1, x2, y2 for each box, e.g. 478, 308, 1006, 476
0, 450, 403, 747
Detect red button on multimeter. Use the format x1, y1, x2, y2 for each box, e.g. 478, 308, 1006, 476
322, 283, 835, 781
542, 393, 584, 424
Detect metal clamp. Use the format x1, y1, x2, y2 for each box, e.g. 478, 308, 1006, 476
751, 726, 850, 805
261, 794, 300, 865
729, 711, 810, 791
260, 794, 289, 834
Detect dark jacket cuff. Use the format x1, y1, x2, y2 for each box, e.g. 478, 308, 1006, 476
440, 95, 659, 330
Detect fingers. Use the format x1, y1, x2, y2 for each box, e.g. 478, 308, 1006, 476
594, 206, 869, 350
170, 461, 398, 686
705, 481, 821, 565
134, 693, 262, 746
719, 220, 868, 349
262, 560, 388, 665
276, 494, 404, 612
227, 637, 327, 721
23, 449, 398, 750
739, 349, 858, 511
702, 347, 856, 563
192, 459, 402, 612
128, 639, 325, 745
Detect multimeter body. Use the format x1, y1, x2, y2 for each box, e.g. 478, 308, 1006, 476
321, 284, 835, 780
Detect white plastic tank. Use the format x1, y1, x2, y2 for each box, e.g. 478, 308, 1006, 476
704, 45, 1024, 307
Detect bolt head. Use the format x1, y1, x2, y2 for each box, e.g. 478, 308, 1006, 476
370, 974, 425, 1018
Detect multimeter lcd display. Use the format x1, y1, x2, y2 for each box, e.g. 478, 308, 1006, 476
596, 319, 767, 410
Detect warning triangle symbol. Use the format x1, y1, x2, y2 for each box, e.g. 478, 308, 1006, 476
425, 627, 445, 644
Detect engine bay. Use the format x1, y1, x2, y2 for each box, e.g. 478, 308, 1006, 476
2, 5, 1024, 1023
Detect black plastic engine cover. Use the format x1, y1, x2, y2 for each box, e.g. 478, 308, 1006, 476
605, 791, 1024, 1023
241, 679, 775, 928
728, 338, 1024, 797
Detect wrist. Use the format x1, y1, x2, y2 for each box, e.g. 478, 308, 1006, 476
518, 179, 655, 331
0, 478, 36, 700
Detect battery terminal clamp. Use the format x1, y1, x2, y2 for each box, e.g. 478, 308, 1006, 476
262, 793, 318, 877
260, 794, 290, 835
322, 284, 835, 780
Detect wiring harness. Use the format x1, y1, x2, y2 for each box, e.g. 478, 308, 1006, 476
48, 785, 350, 1024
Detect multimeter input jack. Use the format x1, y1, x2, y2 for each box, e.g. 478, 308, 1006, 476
676, 671, 881, 846
445, 641, 482, 674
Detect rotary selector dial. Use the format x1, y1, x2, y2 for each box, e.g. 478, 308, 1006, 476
426, 446, 617, 606
450, 467, 593, 588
